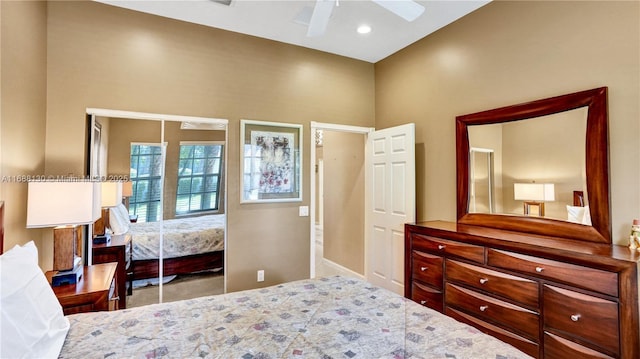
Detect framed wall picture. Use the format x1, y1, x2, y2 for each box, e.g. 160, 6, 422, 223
240, 120, 302, 203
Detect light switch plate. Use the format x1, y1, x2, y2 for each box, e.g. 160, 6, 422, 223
299, 206, 309, 216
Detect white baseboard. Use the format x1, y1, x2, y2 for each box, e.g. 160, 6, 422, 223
321, 258, 365, 280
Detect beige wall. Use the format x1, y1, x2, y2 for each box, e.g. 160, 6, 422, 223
0, 0, 48, 261
375, 0, 640, 245
2, 1, 637, 287
42, 1, 375, 290
106, 118, 162, 175
501, 109, 586, 220
322, 131, 365, 274
468, 108, 586, 220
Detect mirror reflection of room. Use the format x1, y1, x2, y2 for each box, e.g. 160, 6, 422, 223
91, 115, 226, 308
467, 107, 588, 224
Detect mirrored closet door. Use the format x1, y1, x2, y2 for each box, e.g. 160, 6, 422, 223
87, 110, 228, 308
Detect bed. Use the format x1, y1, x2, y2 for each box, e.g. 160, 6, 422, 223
1, 209, 529, 358
58, 275, 532, 358
107, 204, 225, 280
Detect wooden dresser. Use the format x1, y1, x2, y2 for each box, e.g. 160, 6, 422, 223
405, 221, 639, 359
92, 234, 132, 309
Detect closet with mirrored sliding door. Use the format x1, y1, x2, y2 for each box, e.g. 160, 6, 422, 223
86, 109, 228, 308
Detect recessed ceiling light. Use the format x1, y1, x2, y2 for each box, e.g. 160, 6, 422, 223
357, 24, 372, 34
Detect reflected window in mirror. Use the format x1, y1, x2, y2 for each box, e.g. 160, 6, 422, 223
130, 144, 164, 223
176, 142, 224, 215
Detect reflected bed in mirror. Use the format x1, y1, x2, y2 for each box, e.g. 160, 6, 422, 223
457, 87, 610, 243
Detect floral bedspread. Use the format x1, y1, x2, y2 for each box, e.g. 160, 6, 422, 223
129, 214, 225, 260
60, 276, 531, 359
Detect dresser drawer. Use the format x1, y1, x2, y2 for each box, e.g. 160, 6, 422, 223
446, 259, 539, 309
487, 249, 618, 297
446, 283, 539, 340
543, 285, 618, 356
447, 307, 539, 358
412, 251, 443, 289
413, 234, 484, 263
412, 281, 443, 312
544, 332, 615, 359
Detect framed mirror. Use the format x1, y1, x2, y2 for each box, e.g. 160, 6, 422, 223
456, 87, 610, 244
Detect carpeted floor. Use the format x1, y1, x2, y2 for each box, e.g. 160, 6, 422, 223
128, 272, 225, 308
126, 226, 357, 308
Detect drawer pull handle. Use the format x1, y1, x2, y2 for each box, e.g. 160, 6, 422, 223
535, 266, 544, 273
420, 300, 427, 305
570, 314, 581, 322
479, 278, 488, 284
437, 244, 446, 250
420, 267, 428, 271
479, 305, 488, 312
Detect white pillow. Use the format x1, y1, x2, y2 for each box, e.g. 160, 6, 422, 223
0, 241, 70, 358
108, 205, 129, 235
566, 205, 592, 225
117, 203, 130, 222
566, 205, 585, 224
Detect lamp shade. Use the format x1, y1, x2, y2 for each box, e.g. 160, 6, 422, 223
101, 181, 123, 207
514, 183, 555, 202
122, 181, 133, 197
26, 181, 101, 228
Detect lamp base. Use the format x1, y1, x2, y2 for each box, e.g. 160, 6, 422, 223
53, 225, 82, 271
52, 262, 83, 287
523, 201, 545, 216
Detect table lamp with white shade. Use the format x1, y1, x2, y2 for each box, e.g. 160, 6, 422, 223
514, 182, 555, 217
92, 181, 123, 243
26, 181, 101, 285
122, 180, 133, 207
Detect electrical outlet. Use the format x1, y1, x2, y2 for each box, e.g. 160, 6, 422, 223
257, 269, 264, 282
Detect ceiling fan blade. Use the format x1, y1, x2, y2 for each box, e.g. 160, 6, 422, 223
372, 0, 425, 22
307, 0, 335, 37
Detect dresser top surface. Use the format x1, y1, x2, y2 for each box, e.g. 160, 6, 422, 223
92, 233, 131, 249
408, 221, 640, 265
46, 262, 117, 298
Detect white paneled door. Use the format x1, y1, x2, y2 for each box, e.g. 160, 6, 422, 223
365, 123, 415, 295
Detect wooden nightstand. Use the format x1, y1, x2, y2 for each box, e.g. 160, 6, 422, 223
45, 262, 118, 315
92, 234, 132, 309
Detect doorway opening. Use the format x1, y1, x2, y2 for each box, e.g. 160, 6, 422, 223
310, 122, 416, 295
310, 122, 372, 279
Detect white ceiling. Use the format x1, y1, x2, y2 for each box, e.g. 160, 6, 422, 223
94, 0, 490, 63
